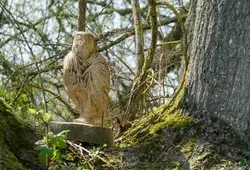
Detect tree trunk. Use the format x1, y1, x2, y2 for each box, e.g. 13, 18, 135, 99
184, 0, 250, 139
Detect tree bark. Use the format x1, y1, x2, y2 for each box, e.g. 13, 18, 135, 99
184, 0, 250, 139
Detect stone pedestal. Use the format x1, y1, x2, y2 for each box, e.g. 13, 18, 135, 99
49, 121, 114, 146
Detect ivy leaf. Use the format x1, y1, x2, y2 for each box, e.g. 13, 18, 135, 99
38, 148, 54, 164
35, 145, 48, 151
49, 136, 58, 148
57, 138, 67, 149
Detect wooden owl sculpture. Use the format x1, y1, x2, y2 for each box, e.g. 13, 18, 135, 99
63, 32, 110, 126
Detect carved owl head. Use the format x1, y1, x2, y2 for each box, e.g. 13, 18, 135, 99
72, 31, 97, 60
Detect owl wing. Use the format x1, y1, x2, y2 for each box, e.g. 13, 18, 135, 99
63, 52, 88, 112
83, 54, 110, 111
88, 54, 110, 97
63, 52, 78, 91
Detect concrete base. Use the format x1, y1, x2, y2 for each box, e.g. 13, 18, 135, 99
49, 121, 114, 146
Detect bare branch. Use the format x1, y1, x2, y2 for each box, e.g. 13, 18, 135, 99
99, 15, 187, 51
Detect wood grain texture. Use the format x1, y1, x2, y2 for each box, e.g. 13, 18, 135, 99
63, 32, 110, 126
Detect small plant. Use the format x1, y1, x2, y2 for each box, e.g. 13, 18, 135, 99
35, 130, 70, 165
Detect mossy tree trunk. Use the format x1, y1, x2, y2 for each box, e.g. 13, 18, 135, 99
184, 0, 250, 139
0, 100, 43, 170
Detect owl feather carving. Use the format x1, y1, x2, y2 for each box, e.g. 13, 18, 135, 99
63, 32, 110, 126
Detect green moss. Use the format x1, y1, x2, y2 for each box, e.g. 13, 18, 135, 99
0, 127, 27, 169
149, 110, 193, 134
121, 87, 192, 146
179, 138, 196, 157
1, 144, 27, 170
0, 99, 37, 169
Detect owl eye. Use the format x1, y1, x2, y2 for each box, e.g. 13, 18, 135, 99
78, 40, 83, 45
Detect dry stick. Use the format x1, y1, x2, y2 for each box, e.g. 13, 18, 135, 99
67, 141, 116, 169
157, 40, 181, 46
141, 0, 158, 114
